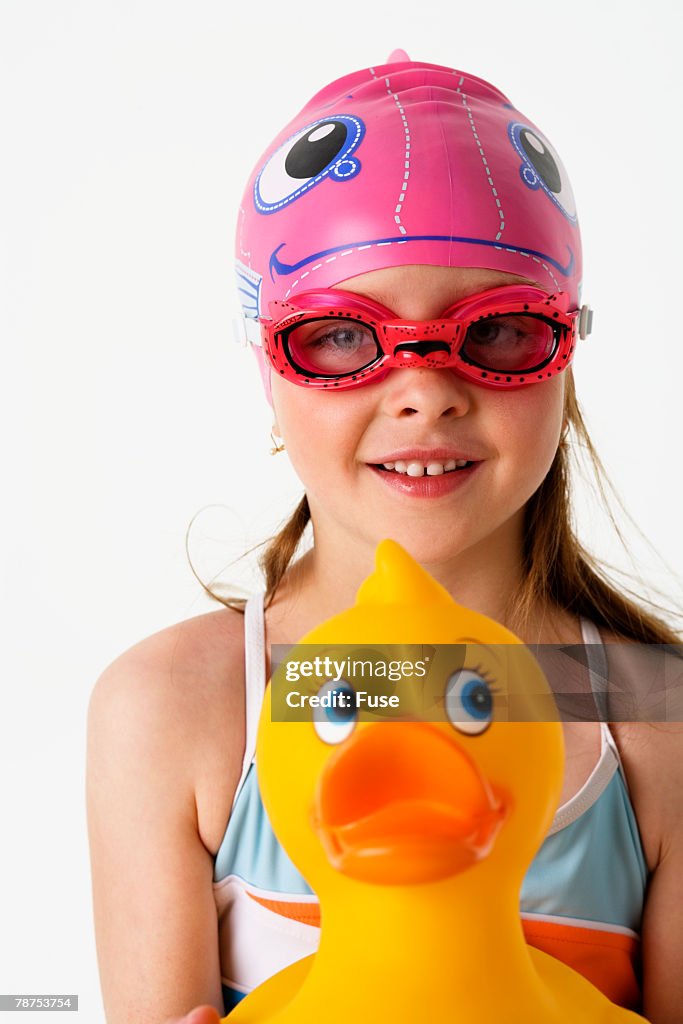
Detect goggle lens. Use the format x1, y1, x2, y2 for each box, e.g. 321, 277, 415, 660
462, 315, 556, 372
286, 317, 380, 376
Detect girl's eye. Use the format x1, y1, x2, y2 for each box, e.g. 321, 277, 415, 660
444, 670, 494, 735
313, 680, 358, 745
309, 323, 366, 352
306, 323, 372, 353
288, 320, 379, 374
463, 315, 554, 372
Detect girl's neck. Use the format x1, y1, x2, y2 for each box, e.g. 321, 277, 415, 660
265, 516, 582, 647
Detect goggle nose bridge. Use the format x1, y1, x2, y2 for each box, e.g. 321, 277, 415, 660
390, 339, 455, 361
381, 319, 464, 367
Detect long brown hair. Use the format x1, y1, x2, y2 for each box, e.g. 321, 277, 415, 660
195, 371, 681, 645
512, 374, 680, 643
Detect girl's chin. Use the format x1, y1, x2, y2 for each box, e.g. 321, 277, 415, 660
370, 535, 470, 567
351, 519, 480, 569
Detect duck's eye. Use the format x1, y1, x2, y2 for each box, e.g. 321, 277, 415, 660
312, 679, 358, 745
444, 669, 494, 735
254, 115, 365, 213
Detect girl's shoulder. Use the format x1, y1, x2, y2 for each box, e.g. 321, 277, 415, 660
610, 719, 683, 872
600, 629, 683, 872
92, 604, 247, 715
88, 605, 249, 855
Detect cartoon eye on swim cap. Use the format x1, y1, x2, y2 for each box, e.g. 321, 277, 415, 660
508, 122, 577, 223
312, 679, 359, 745
254, 115, 365, 214
444, 669, 495, 735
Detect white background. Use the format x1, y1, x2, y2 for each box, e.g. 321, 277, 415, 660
1, 0, 682, 1020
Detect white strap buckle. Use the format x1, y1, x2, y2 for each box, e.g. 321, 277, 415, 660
578, 305, 594, 340
231, 316, 262, 348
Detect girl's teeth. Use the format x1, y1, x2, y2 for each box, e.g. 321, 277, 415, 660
381, 459, 472, 475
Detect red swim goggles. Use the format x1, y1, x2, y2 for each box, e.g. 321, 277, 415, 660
257, 285, 593, 391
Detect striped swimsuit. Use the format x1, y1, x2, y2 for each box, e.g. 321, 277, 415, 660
212, 595, 648, 1013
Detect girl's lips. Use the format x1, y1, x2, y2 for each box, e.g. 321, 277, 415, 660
367, 461, 482, 498
368, 447, 483, 464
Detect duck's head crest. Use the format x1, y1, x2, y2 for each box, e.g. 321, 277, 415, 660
356, 538, 451, 609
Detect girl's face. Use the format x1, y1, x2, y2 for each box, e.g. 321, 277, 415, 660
271, 265, 566, 567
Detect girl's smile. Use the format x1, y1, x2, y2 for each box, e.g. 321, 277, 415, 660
366, 457, 482, 498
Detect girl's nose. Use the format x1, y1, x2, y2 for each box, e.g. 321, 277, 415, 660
380, 366, 473, 420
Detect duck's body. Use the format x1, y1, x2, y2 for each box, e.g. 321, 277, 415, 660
225, 541, 646, 1024
232, 953, 640, 1024
231, 901, 642, 1022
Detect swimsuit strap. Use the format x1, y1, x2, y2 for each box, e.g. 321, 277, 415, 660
581, 617, 610, 722
580, 616, 628, 775
231, 592, 267, 811
547, 617, 619, 834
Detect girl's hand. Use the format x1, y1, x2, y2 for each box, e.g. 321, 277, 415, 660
166, 1006, 222, 1024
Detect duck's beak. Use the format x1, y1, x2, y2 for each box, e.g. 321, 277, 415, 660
312, 723, 507, 884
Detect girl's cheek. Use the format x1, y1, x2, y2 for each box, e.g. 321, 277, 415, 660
273, 379, 370, 445
506, 379, 565, 440
486, 383, 564, 486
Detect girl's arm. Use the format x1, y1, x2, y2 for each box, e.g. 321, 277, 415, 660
641, 823, 683, 1024
86, 616, 245, 1024
616, 720, 683, 1024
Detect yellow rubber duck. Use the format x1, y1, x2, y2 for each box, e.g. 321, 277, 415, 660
226, 540, 646, 1023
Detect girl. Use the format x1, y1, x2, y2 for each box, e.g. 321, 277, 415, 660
86, 53, 683, 1024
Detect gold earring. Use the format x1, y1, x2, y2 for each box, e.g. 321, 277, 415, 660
270, 432, 286, 455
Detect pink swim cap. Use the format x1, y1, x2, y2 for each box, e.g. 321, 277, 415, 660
235, 52, 583, 398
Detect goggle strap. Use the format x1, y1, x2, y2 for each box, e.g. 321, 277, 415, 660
578, 305, 594, 340
232, 315, 263, 348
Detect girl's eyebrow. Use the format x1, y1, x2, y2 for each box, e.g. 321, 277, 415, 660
343, 289, 393, 306
341, 278, 546, 313
344, 290, 451, 312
